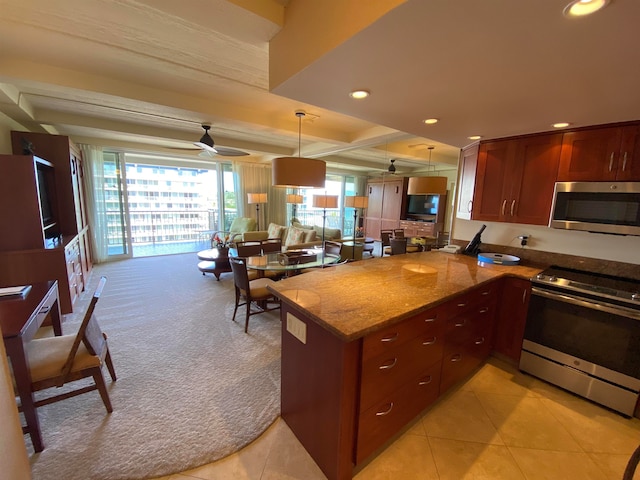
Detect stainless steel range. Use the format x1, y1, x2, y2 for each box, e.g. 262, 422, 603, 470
520, 266, 640, 416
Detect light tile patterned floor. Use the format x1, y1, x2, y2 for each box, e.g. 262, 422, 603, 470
155, 358, 640, 480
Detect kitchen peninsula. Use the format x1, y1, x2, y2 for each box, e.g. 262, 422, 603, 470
268, 251, 541, 480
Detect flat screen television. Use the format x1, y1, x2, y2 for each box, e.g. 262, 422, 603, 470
35, 162, 56, 233
407, 194, 439, 215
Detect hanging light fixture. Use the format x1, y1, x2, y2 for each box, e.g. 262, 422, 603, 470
272, 111, 326, 188
388, 158, 396, 173
407, 146, 448, 195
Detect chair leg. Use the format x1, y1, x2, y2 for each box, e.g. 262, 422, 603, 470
92, 368, 113, 413
104, 349, 117, 382
244, 299, 250, 333
232, 288, 240, 323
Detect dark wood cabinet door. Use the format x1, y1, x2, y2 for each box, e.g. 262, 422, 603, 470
367, 182, 384, 218
493, 278, 531, 363
617, 124, 640, 181
456, 144, 478, 220
471, 140, 515, 222
510, 133, 562, 225
557, 126, 623, 181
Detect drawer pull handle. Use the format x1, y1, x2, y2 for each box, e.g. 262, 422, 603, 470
422, 337, 437, 346
457, 302, 467, 308
501, 199, 507, 216
381, 333, 399, 343
424, 317, 436, 323
481, 290, 490, 296
450, 354, 462, 362
454, 320, 466, 327
376, 402, 394, 416
379, 358, 398, 370
419, 376, 433, 386
38, 306, 51, 315
479, 307, 489, 314
475, 337, 485, 345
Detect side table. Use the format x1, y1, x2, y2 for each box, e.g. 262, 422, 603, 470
197, 248, 231, 280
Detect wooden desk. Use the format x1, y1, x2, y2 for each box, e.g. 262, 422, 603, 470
0, 280, 62, 452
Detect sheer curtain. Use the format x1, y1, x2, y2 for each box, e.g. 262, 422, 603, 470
233, 162, 286, 228
79, 144, 109, 263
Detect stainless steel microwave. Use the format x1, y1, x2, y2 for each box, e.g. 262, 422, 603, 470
549, 182, 640, 236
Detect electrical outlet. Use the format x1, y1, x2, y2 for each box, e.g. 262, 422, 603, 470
286, 313, 307, 344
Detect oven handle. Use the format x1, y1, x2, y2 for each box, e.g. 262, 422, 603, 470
531, 287, 640, 321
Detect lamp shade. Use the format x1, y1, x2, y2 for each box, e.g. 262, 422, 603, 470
407, 176, 448, 195
286, 194, 304, 204
247, 193, 267, 204
272, 157, 326, 188
312, 195, 338, 209
345, 195, 369, 209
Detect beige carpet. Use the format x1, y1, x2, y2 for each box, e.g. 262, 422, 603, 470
28, 253, 281, 480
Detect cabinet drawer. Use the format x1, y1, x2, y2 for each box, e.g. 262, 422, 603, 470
360, 329, 444, 412
440, 332, 492, 393
362, 304, 447, 361
445, 302, 495, 338
448, 284, 496, 317
356, 360, 441, 464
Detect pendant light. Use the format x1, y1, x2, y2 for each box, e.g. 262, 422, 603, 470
407, 146, 448, 195
272, 111, 326, 188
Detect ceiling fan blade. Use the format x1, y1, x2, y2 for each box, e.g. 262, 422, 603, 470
214, 147, 249, 157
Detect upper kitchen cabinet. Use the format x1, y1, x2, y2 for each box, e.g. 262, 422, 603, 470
455, 143, 478, 220
558, 123, 640, 181
472, 133, 562, 225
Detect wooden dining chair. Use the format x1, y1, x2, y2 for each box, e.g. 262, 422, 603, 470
21, 276, 116, 413
235, 240, 282, 280
229, 257, 280, 333
390, 237, 408, 255
380, 230, 393, 256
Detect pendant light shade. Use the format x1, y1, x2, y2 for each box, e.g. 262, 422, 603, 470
272, 111, 326, 188
408, 146, 448, 195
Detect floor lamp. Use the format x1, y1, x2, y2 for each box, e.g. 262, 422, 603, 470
312, 194, 338, 265
247, 193, 267, 231
286, 193, 304, 223
345, 195, 369, 260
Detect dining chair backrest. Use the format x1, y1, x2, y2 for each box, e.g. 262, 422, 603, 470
390, 237, 408, 255
324, 240, 342, 257
235, 241, 263, 258
261, 238, 282, 253
393, 228, 405, 239
229, 256, 251, 292
380, 230, 393, 247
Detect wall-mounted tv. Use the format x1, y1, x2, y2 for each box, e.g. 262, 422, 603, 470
407, 194, 439, 215
35, 161, 56, 234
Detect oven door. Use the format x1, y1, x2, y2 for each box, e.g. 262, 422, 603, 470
520, 287, 640, 415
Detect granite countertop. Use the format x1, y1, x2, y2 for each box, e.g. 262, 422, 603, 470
267, 251, 543, 342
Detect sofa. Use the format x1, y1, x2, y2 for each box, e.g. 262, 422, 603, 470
240, 222, 342, 251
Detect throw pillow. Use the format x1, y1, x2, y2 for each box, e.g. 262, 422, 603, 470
304, 229, 317, 242
268, 223, 284, 240
285, 227, 307, 246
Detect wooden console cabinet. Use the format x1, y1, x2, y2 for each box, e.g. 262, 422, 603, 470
0, 132, 92, 314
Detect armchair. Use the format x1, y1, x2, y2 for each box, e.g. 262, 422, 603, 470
212, 217, 257, 246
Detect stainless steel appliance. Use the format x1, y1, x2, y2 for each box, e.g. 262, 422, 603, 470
520, 266, 640, 416
549, 181, 640, 236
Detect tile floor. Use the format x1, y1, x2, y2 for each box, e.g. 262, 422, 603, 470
156, 357, 640, 480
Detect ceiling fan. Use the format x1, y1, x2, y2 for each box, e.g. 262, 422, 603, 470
170, 124, 249, 157
194, 125, 248, 157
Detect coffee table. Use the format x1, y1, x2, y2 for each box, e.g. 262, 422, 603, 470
197, 248, 231, 280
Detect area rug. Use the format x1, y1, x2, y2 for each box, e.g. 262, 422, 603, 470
28, 253, 282, 480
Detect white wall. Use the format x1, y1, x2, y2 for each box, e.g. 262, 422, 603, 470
453, 218, 640, 265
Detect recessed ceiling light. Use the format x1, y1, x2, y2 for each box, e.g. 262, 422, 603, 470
563, 0, 609, 17
468, 135, 482, 141
423, 118, 439, 125
553, 122, 571, 128
349, 90, 370, 99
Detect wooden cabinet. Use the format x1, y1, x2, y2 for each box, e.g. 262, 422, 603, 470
558, 123, 640, 181
399, 220, 437, 237
472, 133, 562, 225
493, 277, 531, 363
0, 132, 92, 314
356, 305, 446, 463
364, 177, 407, 240
440, 283, 498, 393
456, 143, 479, 220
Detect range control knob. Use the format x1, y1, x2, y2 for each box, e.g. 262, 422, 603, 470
536, 274, 546, 280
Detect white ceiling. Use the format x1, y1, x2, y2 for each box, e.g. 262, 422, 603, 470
0, 0, 638, 177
